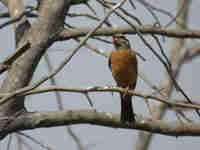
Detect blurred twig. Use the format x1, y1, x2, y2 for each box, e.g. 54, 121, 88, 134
15, 135, 34, 150
44, 54, 85, 150
6, 135, 12, 150
135, 1, 192, 150
17, 132, 55, 150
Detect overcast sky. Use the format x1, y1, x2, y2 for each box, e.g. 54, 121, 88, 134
0, 0, 200, 150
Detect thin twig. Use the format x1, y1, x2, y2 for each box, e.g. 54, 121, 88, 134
15, 135, 34, 150
128, 0, 136, 9
100, 0, 200, 116
135, 0, 182, 26
164, 2, 186, 27
44, 54, 85, 150
6, 134, 12, 150
0, 42, 30, 75
0, 8, 34, 29
0, 85, 199, 110
17, 132, 55, 150
0, 0, 126, 105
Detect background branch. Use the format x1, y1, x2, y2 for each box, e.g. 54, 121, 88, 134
58, 25, 200, 41
134, 1, 191, 149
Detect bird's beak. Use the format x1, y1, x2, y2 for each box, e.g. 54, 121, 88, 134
113, 36, 119, 42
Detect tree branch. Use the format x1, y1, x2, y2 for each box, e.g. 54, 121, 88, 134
1, 109, 200, 138
0, 0, 72, 140
135, 0, 192, 149
58, 25, 200, 41
0, 85, 199, 110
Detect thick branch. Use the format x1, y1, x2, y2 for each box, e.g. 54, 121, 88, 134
1, 109, 200, 138
0, 0, 71, 125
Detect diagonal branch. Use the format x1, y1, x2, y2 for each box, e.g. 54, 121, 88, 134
135, 0, 191, 149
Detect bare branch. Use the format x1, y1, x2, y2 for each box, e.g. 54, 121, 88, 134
44, 54, 85, 150
2, 110, 200, 137
0, 86, 199, 110
58, 25, 200, 41
0, 42, 30, 75
17, 132, 55, 150
135, 0, 192, 149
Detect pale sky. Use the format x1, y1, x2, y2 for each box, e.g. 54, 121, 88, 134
0, 0, 200, 150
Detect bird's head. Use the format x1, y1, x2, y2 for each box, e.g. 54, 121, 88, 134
112, 34, 131, 50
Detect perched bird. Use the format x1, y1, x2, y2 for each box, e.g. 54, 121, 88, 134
108, 34, 138, 123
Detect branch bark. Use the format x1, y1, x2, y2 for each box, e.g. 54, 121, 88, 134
134, 0, 191, 150
1, 109, 200, 138
58, 25, 200, 41
0, 0, 72, 139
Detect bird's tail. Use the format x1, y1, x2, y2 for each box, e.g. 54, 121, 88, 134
120, 94, 135, 123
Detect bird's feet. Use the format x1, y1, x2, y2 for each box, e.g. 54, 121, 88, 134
122, 86, 130, 98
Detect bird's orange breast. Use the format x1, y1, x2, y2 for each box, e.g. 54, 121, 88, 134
109, 49, 138, 89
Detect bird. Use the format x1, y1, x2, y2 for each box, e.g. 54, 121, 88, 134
108, 34, 138, 123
